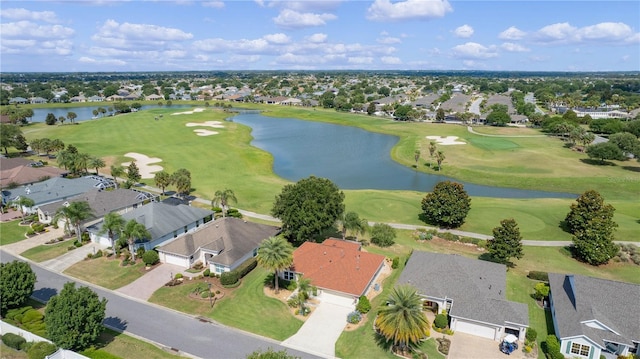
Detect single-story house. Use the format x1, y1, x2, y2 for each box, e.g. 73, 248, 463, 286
397, 251, 529, 342
88, 202, 213, 250
2, 176, 114, 213
548, 273, 639, 359
0, 157, 67, 188
282, 238, 386, 298
37, 188, 156, 225
157, 217, 280, 274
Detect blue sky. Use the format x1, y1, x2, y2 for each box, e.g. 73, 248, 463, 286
1, 0, 639, 72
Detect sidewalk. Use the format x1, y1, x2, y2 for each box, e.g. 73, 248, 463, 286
41, 242, 108, 272
1, 226, 66, 254
116, 263, 191, 301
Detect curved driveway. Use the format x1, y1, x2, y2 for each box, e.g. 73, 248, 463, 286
0, 251, 319, 359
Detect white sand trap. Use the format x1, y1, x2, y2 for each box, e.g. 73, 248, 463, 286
186, 121, 225, 128
121, 152, 163, 179
193, 129, 219, 136
426, 135, 466, 145
171, 108, 206, 115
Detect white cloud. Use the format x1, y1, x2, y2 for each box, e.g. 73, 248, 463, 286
193, 38, 271, 54
0, 8, 59, 23
163, 50, 188, 59
273, 9, 336, 28
453, 24, 474, 38
78, 56, 126, 66
381, 56, 402, 64
277, 1, 342, 12
93, 20, 193, 45
306, 33, 327, 43
366, 0, 452, 22
202, 1, 225, 8
532, 22, 639, 45
498, 26, 526, 40
377, 35, 401, 44
451, 42, 498, 59
348, 57, 374, 65
501, 42, 530, 52
1, 21, 74, 39
264, 33, 291, 44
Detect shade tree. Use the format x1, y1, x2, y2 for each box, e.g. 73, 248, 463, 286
421, 181, 471, 228
487, 218, 524, 265
0, 261, 36, 314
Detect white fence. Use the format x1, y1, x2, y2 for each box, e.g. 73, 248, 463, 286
0, 320, 88, 359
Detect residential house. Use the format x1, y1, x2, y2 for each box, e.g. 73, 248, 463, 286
282, 238, 386, 298
69, 95, 86, 103
2, 176, 114, 214
37, 188, 156, 226
145, 94, 164, 101
157, 217, 280, 274
87, 95, 105, 102
88, 202, 214, 250
548, 273, 639, 359
9, 97, 28, 104
29, 97, 48, 104
397, 251, 529, 342
0, 157, 67, 188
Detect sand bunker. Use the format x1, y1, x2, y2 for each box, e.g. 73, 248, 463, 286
193, 129, 219, 136
121, 152, 163, 179
425, 136, 466, 145
171, 108, 206, 115
186, 120, 225, 136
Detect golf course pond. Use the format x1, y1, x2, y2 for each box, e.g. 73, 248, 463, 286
228, 111, 576, 199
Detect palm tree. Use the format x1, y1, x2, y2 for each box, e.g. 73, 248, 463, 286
99, 212, 126, 250
13, 196, 35, 223
435, 150, 445, 171
414, 149, 420, 165
122, 219, 150, 261
74, 153, 91, 175
256, 236, 294, 294
66, 112, 77, 124
110, 165, 125, 188
154, 170, 173, 195
428, 141, 437, 166
212, 189, 237, 217
296, 276, 313, 315
54, 201, 93, 243
340, 211, 368, 240
88, 157, 106, 176
375, 285, 430, 354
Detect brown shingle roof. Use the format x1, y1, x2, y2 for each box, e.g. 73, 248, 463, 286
291, 238, 385, 297
0, 158, 67, 187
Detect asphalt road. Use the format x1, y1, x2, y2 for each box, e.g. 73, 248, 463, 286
0, 250, 320, 359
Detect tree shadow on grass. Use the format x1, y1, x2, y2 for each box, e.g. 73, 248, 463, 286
544, 308, 555, 336
558, 220, 572, 234
579, 158, 616, 166
622, 166, 640, 173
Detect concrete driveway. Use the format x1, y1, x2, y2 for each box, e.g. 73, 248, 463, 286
282, 292, 354, 358
448, 332, 526, 359
116, 263, 188, 301
41, 242, 107, 272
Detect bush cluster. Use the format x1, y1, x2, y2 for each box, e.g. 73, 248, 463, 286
220, 271, 239, 286
203, 268, 211, 277
526, 328, 537, 346
27, 341, 57, 359
192, 261, 204, 271
613, 244, 640, 265
544, 335, 564, 359
434, 313, 448, 329
528, 271, 549, 282
436, 337, 450, 355
142, 250, 159, 266
2, 333, 26, 350
235, 257, 257, 278
347, 311, 362, 324
356, 296, 371, 314
391, 257, 399, 269
31, 223, 46, 233
5, 307, 47, 337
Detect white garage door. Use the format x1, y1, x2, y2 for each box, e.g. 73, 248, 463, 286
455, 320, 497, 340
162, 253, 188, 267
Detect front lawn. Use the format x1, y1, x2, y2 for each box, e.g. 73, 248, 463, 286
0, 220, 27, 245
149, 280, 219, 316
20, 241, 73, 262
64, 257, 146, 290
83, 329, 187, 359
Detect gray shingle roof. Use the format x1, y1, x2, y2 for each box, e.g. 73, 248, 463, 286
3, 177, 105, 206
158, 217, 280, 267
38, 188, 154, 218
548, 273, 640, 347
397, 251, 528, 326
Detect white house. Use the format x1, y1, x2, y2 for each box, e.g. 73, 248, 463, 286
157, 217, 280, 274
548, 273, 639, 359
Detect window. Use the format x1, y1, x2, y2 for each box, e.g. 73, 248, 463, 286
282, 271, 295, 281
214, 263, 226, 274
571, 343, 590, 356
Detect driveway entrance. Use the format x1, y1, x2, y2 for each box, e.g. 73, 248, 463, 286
448, 331, 526, 359
282, 292, 354, 358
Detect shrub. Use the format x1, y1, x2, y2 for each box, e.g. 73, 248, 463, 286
226, 208, 242, 218
524, 345, 532, 354
74, 241, 83, 248
356, 296, 371, 314
544, 335, 563, 359
27, 341, 57, 359
142, 250, 159, 266
526, 328, 537, 343
391, 257, 399, 269
2, 332, 26, 350
174, 273, 183, 279
528, 271, 549, 282
434, 313, 448, 329
136, 247, 145, 259
192, 261, 204, 271
26, 229, 35, 236
436, 337, 450, 355
370, 223, 396, 247
220, 271, 239, 286
347, 311, 362, 324
203, 268, 211, 277
235, 257, 257, 278
534, 283, 550, 300
200, 291, 211, 299
287, 297, 300, 308
93, 250, 103, 259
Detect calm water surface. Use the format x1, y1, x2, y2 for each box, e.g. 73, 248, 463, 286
230, 111, 576, 199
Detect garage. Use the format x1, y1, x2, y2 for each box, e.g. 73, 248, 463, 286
159, 251, 189, 267
453, 319, 498, 340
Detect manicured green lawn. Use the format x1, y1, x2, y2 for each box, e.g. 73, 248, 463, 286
0, 342, 28, 359
64, 257, 146, 290
0, 220, 27, 245
209, 267, 303, 341
20, 241, 73, 262
83, 329, 187, 359
149, 280, 217, 316
418, 338, 446, 359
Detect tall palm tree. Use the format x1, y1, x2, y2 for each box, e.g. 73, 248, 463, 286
340, 211, 368, 240
99, 212, 126, 250
110, 165, 125, 188
154, 170, 172, 195
435, 150, 445, 171
54, 201, 93, 243
428, 141, 437, 158
212, 189, 237, 217
13, 196, 35, 223
256, 236, 294, 294
414, 149, 421, 165
375, 285, 430, 354
88, 157, 106, 176
122, 219, 150, 261
296, 276, 312, 315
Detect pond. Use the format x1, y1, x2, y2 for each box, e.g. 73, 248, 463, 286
229, 111, 576, 199
28, 104, 193, 123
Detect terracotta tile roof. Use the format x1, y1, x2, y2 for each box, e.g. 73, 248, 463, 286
291, 238, 385, 297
